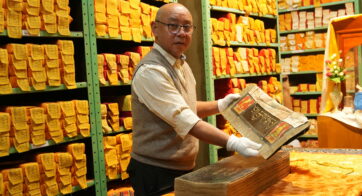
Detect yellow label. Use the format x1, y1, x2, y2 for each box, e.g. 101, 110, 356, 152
56, 152, 73, 168
27, 15, 41, 29
31, 134, 46, 146
7, 168, 23, 185
44, 45, 58, 60
57, 40, 74, 55
106, 0, 118, 15
45, 23, 58, 34
21, 162, 40, 182
0, 49, 9, 64
74, 100, 89, 115
57, 16, 71, 35
38, 153, 55, 170
56, 0, 69, 9
0, 113, 10, 132
42, 0, 55, 12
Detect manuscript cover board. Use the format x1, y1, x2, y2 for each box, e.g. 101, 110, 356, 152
222, 84, 310, 159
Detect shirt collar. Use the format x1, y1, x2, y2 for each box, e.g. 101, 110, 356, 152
153, 43, 186, 68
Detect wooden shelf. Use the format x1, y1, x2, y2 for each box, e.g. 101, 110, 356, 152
228, 42, 279, 47
107, 174, 124, 182
0, 30, 83, 38
305, 113, 319, 117
299, 134, 318, 139
291, 92, 322, 96
7, 135, 89, 155
0, 82, 88, 95
213, 72, 280, 79
278, 0, 355, 13
96, 35, 154, 42
103, 127, 132, 136
57, 180, 95, 196
210, 6, 277, 19
100, 81, 132, 87
281, 48, 325, 55
282, 71, 323, 75
280, 26, 328, 34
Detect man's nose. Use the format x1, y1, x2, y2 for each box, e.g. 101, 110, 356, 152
176, 27, 187, 36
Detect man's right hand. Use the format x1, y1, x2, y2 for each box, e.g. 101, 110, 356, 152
226, 135, 261, 157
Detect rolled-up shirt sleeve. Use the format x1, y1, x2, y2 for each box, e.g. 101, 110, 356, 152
132, 64, 200, 137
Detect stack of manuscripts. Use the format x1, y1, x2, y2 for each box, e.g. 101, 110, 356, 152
175, 152, 290, 196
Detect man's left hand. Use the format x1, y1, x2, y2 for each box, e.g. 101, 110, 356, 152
218, 93, 241, 113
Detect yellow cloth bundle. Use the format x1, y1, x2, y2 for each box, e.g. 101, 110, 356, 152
57, 15, 71, 35
55, 152, 72, 194
73, 100, 89, 119
43, 44, 60, 86
101, 104, 112, 133
67, 143, 87, 189
0, 48, 12, 94
7, 9, 22, 38
0, 8, 4, 33
0, 173, 3, 195
74, 165, 87, 177
25, 14, 41, 35
74, 154, 86, 169
37, 152, 59, 196
106, 103, 120, 131
0, 112, 10, 157
120, 26, 132, 41
57, 40, 76, 89
104, 136, 119, 179
97, 54, 107, 85
21, 162, 40, 183
59, 101, 77, 137
104, 54, 118, 85
27, 44, 46, 90
7, 106, 30, 153
73, 100, 90, 137
2, 168, 23, 195
95, 0, 106, 13
117, 133, 132, 152
7, 44, 31, 91
67, 143, 85, 160
42, 102, 63, 143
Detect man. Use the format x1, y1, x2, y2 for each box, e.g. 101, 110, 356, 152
127, 3, 261, 196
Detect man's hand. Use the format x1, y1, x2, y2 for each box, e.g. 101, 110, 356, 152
226, 135, 261, 157
218, 94, 241, 113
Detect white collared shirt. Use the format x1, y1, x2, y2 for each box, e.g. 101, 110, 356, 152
132, 43, 200, 137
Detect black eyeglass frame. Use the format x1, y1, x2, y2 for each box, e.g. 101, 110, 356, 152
155, 20, 196, 34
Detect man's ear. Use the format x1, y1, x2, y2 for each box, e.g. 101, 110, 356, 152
151, 21, 157, 37
151, 21, 157, 30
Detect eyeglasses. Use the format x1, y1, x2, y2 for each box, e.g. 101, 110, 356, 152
156, 20, 195, 34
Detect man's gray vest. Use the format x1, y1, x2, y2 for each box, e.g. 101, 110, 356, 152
131, 49, 199, 170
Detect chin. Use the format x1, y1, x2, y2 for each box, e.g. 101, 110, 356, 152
171, 50, 184, 56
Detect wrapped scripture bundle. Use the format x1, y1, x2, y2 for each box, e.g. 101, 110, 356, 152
67, 143, 87, 189
116, 133, 132, 179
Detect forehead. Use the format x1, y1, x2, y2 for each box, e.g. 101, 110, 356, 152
163, 7, 192, 23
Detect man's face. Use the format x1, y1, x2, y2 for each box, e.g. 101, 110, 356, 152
152, 6, 193, 58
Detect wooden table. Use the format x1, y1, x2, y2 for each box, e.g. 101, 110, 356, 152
317, 115, 362, 148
